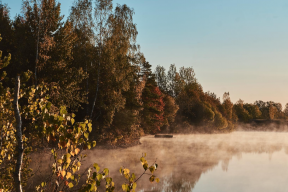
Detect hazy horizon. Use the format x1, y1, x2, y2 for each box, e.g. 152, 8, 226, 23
2, 0, 288, 107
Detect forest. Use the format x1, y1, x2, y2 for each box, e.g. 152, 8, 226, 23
1, 0, 288, 191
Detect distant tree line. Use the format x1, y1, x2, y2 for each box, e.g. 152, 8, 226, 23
154, 64, 288, 132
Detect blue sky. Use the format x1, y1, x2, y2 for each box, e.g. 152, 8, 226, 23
2, 0, 288, 107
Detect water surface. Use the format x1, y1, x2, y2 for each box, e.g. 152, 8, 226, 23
30, 131, 288, 191
89, 131, 288, 192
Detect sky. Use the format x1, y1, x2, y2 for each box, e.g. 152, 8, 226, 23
2, 0, 288, 108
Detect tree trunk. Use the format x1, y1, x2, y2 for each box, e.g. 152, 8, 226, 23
13, 75, 24, 192
90, 45, 101, 120
90, 60, 100, 119
86, 62, 89, 117
35, 26, 39, 86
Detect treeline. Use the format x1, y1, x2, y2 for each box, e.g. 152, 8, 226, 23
154, 63, 288, 132
0, 0, 179, 146
234, 100, 288, 122
1, 0, 287, 145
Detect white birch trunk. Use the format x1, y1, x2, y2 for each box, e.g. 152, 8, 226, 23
13, 76, 23, 192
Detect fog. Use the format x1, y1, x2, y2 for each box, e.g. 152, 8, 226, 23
28, 131, 288, 191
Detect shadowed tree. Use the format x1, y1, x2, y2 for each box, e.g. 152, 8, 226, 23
234, 99, 252, 122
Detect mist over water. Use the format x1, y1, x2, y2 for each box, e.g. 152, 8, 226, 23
81, 131, 288, 191
29, 131, 288, 191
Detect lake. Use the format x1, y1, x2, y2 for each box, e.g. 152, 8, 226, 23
82, 131, 288, 192
29, 131, 288, 191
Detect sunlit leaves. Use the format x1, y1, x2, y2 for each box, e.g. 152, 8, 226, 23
92, 141, 96, 147
93, 163, 100, 172
155, 178, 160, 183
66, 172, 72, 179
120, 154, 159, 192
149, 165, 155, 174
68, 182, 74, 188
80, 164, 114, 192
75, 148, 80, 155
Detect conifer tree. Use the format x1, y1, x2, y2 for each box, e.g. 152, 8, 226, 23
20, 0, 87, 110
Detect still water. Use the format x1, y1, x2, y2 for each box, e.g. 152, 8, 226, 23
83, 131, 288, 192
30, 131, 288, 191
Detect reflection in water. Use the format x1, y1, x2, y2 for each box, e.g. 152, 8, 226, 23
29, 131, 288, 191
193, 149, 288, 192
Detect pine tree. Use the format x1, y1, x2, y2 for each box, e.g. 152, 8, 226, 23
21, 0, 87, 110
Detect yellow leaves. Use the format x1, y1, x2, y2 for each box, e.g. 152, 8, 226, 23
57, 159, 63, 164
47, 135, 51, 142
132, 182, 137, 190
96, 173, 102, 181
149, 165, 155, 174
121, 168, 130, 180
92, 141, 96, 147
66, 158, 71, 164
60, 170, 66, 177
103, 168, 109, 176
93, 163, 100, 172
71, 118, 75, 125
155, 178, 160, 183
66, 140, 71, 148
122, 184, 128, 191
123, 168, 129, 175
68, 183, 74, 188
88, 122, 92, 132
72, 167, 77, 174
72, 148, 80, 156
140, 157, 149, 170
143, 163, 148, 171
66, 172, 72, 179
140, 157, 145, 165
80, 123, 86, 131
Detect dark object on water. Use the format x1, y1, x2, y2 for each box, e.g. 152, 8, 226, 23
154, 134, 173, 138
